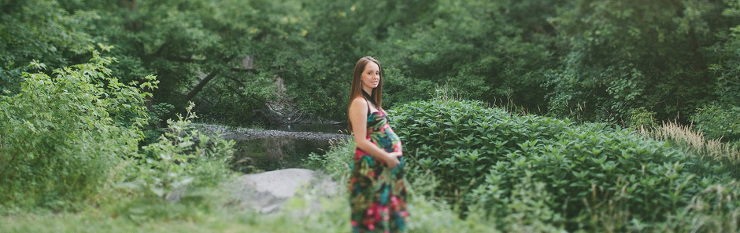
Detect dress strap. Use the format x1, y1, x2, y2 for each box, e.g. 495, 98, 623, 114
365, 98, 371, 116
362, 90, 377, 115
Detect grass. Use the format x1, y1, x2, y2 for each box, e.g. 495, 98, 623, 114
638, 121, 740, 162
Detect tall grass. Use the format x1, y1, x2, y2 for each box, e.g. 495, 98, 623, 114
638, 121, 740, 162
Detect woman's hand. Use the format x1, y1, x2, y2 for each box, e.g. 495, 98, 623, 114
384, 152, 402, 169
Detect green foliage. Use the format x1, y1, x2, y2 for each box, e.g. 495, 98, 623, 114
111, 102, 237, 222
0, 51, 152, 210
692, 104, 740, 143
390, 97, 739, 231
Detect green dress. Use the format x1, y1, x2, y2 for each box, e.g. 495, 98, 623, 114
350, 104, 408, 233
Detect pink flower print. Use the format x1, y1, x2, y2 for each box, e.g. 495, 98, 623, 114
374, 205, 382, 222
364, 214, 375, 230
354, 149, 369, 159
400, 211, 408, 217
391, 196, 400, 211
392, 143, 402, 153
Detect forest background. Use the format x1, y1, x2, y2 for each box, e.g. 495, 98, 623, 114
3, 0, 739, 132
2, 0, 740, 232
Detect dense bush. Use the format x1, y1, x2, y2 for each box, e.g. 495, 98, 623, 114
390, 97, 740, 231
0, 52, 153, 210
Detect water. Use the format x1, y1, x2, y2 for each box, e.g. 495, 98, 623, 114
226, 124, 349, 173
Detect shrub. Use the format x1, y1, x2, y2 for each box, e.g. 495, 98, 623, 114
0, 52, 154, 210
389, 97, 739, 231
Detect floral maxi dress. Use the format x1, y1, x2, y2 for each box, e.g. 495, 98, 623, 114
350, 107, 409, 233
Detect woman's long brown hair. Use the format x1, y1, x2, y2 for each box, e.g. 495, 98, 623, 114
348, 56, 383, 132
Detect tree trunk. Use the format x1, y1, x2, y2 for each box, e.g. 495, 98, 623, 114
185, 71, 218, 102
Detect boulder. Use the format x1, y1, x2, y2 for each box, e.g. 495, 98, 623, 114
232, 168, 338, 214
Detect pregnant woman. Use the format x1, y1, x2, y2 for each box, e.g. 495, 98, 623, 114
347, 56, 408, 233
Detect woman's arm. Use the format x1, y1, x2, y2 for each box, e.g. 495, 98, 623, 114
349, 97, 401, 168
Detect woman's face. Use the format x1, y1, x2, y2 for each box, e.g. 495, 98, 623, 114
361, 62, 380, 90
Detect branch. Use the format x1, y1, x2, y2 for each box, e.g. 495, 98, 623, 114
185, 71, 219, 102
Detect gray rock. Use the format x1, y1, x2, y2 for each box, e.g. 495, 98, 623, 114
232, 168, 338, 214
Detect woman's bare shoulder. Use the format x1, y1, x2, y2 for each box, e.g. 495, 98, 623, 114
350, 97, 367, 107
349, 97, 368, 114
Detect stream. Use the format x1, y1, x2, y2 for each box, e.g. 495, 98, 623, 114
194, 123, 350, 173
